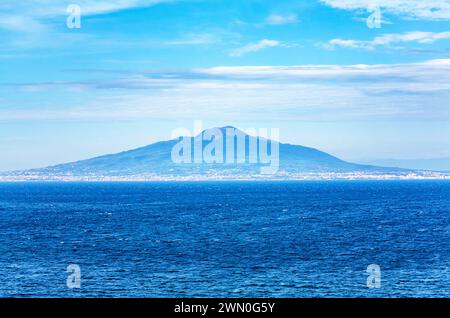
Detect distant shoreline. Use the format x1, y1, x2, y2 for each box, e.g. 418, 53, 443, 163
1, 173, 450, 182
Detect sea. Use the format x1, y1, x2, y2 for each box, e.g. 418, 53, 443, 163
0, 181, 449, 297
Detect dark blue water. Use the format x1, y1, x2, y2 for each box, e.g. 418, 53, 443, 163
0, 181, 449, 297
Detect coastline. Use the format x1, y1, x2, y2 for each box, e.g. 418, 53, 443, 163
1, 172, 450, 182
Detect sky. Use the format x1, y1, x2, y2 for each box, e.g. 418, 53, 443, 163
1, 0, 450, 171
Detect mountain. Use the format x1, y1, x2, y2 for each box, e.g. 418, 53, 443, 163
363, 158, 450, 172
1, 127, 447, 181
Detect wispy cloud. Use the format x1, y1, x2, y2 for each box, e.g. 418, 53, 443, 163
0, 15, 48, 33
0, 0, 176, 18
265, 14, 298, 25
198, 59, 450, 84
229, 39, 280, 57
326, 31, 450, 50
0, 0, 176, 33
2, 59, 450, 122
320, 0, 450, 20
163, 33, 220, 46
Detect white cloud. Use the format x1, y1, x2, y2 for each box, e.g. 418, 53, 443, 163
0, 0, 174, 17
198, 59, 450, 85
320, 0, 450, 20
265, 14, 298, 25
230, 39, 280, 57
327, 31, 450, 50
163, 33, 220, 46
0, 15, 48, 33
2, 59, 450, 122
0, 0, 175, 32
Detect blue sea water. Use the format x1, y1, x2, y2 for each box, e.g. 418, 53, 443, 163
0, 181, 449, 298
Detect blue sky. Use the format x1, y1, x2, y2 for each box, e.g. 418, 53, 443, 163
1, 0, 450, 171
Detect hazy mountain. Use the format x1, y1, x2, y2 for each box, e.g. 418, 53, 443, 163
363, 158, 450, 172
3, 126, 442, 181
